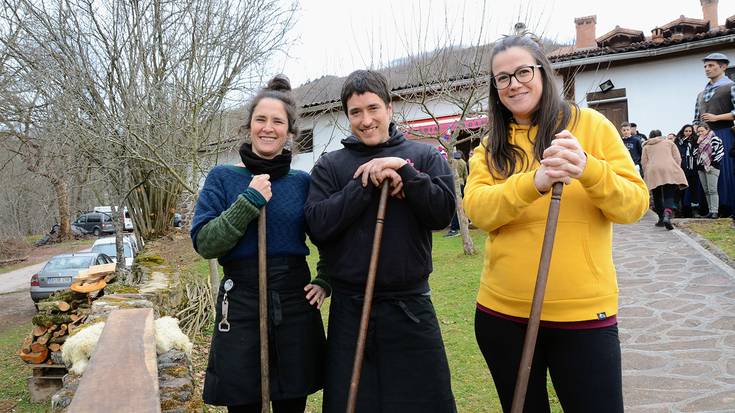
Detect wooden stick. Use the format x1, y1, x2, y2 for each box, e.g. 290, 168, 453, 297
258, 208, 270, 413
346, 181, 390, 413
511, 182, 564, 413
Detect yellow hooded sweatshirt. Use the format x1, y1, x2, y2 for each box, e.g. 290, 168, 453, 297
463, 108, 649, 322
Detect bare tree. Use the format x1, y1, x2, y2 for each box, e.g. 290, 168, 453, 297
1, 0, 297, 249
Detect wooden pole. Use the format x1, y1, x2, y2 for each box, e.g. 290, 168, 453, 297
208, 259, 219, 303
258, 208, 270, 413
510, 182, 564, 413
346, 181, 390, 413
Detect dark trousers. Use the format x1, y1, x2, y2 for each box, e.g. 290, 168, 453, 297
227, 397, 307, 413
652, 184, 677, 219
474, 310, 623, 413
678, 173, 700, 217
323, 293, 456, 413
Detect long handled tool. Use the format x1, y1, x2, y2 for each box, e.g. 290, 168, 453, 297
510, 182, 564, 413
346, 181, 391, 413
258, 208, 270, 413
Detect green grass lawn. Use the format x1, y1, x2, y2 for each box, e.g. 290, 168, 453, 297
680, 219, 735, 261
0, 321, 47, 413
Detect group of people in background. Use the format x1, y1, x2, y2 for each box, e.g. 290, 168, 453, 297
620, 52, 735, 230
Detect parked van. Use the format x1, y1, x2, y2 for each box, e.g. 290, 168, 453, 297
72, 212, 115, 236
94, 206, 134, 232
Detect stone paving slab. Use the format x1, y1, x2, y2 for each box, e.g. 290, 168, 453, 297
616, 212, 735, 412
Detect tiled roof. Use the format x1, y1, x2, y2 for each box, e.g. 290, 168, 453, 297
294, 40, 565, 109
293, 44, 493, 110
549, 25, 735, 63
596, 26, 645, 45
659, 15, 708, 31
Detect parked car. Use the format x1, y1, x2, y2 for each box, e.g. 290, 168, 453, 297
172, 212, 182, 228
122, 233, 140, 255
94, 206, 134, 232
72, 212, 115, 236
30, 252, 113, 302
90, 237, 135, 268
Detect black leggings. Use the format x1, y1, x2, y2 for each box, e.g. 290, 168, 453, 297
227, 397, 307, 413
474, 310, 623, 413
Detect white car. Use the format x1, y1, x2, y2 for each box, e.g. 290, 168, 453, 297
90, 236, 136, 268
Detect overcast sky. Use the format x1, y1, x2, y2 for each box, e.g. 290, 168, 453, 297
270, 0, 735, 87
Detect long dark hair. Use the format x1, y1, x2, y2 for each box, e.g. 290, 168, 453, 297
676, 124, 694, 140
485, 35, 576, 179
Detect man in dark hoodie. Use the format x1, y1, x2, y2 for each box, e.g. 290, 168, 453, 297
305, 70, 457, 413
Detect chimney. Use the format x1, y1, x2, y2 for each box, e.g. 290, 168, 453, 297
700, 0, 718, 30
575, 15, 597, 49
514, 22, 527, 36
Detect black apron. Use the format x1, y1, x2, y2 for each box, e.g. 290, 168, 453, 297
203, 256, 326, 406
322, 292, 457, 413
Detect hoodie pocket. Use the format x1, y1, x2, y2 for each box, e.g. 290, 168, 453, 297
490, 220, 603, 301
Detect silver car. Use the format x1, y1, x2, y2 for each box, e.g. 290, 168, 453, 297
30, 252, 113, 302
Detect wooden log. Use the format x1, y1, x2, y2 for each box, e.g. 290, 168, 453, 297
21, 336, 33, 354
32, 313, 73, 327
31, 342, 47, 353
49, 335, 67, 345
49, 343, 61, 352
36, 301, 71, 313
19, 348, 49, 364
37, 332, 52, 346
69, 314, 80, 323
32, 325, 48, 337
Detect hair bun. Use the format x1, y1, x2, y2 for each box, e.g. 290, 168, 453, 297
267, 74, 292, 92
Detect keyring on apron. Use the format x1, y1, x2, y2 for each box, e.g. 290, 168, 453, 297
218, 279, 234, 332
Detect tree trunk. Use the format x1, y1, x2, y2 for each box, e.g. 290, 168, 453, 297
51, 179, 72, 240
451, 158, 475, 255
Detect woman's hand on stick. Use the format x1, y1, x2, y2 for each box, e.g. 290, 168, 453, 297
249, 174, 272, 201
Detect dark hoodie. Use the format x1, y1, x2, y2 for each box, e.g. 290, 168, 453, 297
304, 123, 455, 295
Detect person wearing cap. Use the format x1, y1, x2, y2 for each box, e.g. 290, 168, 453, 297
694, 52, 735, 222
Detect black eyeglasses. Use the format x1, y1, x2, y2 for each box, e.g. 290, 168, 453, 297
491, 65, 542, 89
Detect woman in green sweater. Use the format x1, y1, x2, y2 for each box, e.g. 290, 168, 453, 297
191, 75, 328, 413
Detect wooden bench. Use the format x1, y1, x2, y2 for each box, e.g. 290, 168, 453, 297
67, 308, 160, 413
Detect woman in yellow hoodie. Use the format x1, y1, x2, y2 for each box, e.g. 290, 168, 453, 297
464, 35, 648, 412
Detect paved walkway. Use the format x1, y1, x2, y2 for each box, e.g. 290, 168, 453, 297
616, 212, 735, 412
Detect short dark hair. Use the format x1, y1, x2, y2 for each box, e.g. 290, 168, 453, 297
648, 129, 662, 139
630, 122, 638, 128
340, 70, 392, 114
620, 122, 631, 128
243, 74, 299, 138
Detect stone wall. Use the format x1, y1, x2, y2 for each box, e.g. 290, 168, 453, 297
50, 255, 196, 412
